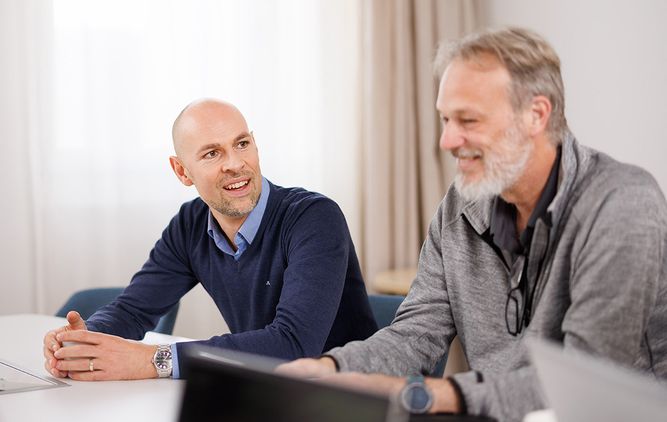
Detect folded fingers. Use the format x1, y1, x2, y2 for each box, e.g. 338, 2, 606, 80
55, 357, 100, 373
56, 329, 101, 345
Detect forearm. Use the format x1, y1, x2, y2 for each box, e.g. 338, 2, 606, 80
85, 308, 146, 340
175, 321, 330, 372
87, 208, 197, 339
86, 274, 194, 339
327, 326, 439, 375
329, 204, 456, 375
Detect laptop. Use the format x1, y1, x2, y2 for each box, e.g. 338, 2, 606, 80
177, 346, 404, 422
529, 339, 667, 422
178, 346, 495, 422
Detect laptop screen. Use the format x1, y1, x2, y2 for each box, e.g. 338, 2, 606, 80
529, 339, 667, 422
178, 347, 396, 422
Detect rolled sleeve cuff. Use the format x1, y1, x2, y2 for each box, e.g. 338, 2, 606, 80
446, 375, 468, 414
450, 370, 486, 416
321, 353, 340, 371
323, 347, 349, 371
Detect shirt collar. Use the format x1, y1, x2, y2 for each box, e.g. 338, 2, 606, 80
489, 196, 521, 254
520, 146, 561, 242
237, 176, 270, 245
207, 176, 271, 251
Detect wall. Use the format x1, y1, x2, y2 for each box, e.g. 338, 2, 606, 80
481, 0, 667, 193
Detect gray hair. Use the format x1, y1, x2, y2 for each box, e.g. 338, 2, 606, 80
434, 27, 568, 144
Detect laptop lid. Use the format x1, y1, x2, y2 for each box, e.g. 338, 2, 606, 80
529, 339, 667, 422
177, 346, 407, 422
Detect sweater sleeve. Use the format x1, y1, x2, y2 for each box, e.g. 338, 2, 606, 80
327, 202, 457, 375
85, 203, 198, 339
175, 197, 353, 370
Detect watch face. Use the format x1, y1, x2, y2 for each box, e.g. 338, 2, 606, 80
153, 346, 173, 376
409, 386, 431, 411
401, 383, 433, 414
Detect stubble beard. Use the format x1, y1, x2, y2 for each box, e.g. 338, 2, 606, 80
454, 122, 533, 202
210, 175, 260, 218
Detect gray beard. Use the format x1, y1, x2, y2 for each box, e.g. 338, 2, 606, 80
454, 124, 533, 202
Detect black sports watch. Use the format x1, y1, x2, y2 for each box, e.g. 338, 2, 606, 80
399, 375, 434, 414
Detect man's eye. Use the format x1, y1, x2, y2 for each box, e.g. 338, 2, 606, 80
203, 150, 219, 159
237, 140, 250, 149
461, 118, 477, 124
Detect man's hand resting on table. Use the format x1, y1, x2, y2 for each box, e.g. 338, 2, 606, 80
277, 356, 462, 414
275, 356, 338, 378
43, 310, 159, 381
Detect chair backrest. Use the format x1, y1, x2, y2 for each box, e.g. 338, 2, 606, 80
367, 294, 405, 329
55, 287, 180, 335
367, 293, 446, 377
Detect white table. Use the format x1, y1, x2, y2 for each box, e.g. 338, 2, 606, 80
0, 314, 557, 422
0, 314, 191, 422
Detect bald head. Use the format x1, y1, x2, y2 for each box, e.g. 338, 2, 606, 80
171, 99, 249, 156
168, 98, 262, 222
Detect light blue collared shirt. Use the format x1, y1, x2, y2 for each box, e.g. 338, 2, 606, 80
171, 177, 270, 378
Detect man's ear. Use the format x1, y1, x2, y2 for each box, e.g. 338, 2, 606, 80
526, 95, 552, 137
169, 156, 194, 186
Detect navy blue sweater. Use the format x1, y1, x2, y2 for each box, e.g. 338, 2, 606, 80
86, 182, 377, 367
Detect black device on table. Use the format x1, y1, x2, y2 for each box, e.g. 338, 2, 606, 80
177, 346, 494, 422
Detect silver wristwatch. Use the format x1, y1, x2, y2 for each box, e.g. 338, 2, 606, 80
152, 344, 173, 378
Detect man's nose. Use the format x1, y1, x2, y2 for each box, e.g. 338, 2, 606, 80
221, 151, 245, 173
439, 122, 464, 151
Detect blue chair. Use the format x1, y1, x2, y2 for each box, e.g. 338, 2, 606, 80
367, 293, 446, 377
368, 293, 405, 329
56, 287, 180, 335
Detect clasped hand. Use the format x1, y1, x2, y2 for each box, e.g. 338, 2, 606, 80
43, 311, 158, 381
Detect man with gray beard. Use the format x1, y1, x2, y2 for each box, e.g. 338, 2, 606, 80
280, 27, 667, 422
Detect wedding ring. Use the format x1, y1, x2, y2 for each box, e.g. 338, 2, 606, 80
89, 358, 94, 372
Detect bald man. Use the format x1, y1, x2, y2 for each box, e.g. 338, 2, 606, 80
42, 99, 377, 381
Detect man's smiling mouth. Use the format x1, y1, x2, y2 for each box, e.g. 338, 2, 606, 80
223, 180, 250, 191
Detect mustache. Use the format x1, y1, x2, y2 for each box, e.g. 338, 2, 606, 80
452, 147, 482, 159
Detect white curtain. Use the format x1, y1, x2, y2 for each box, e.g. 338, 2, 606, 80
0, 0, 54, 314
359, 0, 479, 285
0, 0, 361, 339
